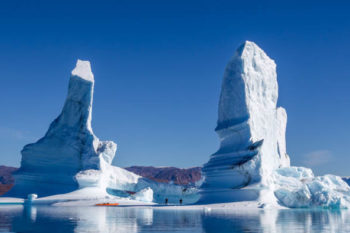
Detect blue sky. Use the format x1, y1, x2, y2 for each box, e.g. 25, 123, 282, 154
0, 0, 350, 176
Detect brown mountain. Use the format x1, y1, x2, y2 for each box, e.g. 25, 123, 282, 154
125, 166, 202, 185
0, 165, 18, 195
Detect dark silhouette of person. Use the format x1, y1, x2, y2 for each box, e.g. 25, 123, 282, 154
179, 199, 183, 205
165, 198, 168, 204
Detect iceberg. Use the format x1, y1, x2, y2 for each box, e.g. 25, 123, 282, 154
8, 60, 112, 197
274, 167, 350, 208
199, 41, 350, 208
199, 41, 290, 204
5, 43, 348, 209
6, 60, 199, 204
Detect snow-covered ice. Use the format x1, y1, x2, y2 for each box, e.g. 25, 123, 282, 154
133, 187, 154, 202
2, 42, 350, 209
274, 167, 350, 208
7, 59, 104, 197
199, 41, 290, 204
4, 59, 198, 205
199, 41, 350, 209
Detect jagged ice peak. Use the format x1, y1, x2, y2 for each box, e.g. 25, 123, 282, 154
71, 59, 94, 82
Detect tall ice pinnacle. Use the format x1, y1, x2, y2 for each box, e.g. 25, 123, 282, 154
5, 60, 198, 204
199, 41, 290, 203
7, 60, 117, 197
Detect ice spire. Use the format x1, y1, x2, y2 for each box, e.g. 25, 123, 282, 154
199, 41, 290, 204
7, 59, 116, 197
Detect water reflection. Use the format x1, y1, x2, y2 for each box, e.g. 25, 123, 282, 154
202, 209, 350, 233
1, 205, 350, 232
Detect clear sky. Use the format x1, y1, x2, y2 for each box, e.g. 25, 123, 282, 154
0, 0, 350, 176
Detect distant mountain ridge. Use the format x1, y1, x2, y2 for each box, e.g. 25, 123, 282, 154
0, 165, 18, 195
125, 166, 202, 185
0, 165, 201, 195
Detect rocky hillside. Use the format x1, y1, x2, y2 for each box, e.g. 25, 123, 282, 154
0, 165, 18, 195
125, 166, 202, 185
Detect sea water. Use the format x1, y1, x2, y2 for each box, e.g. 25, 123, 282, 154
1, 205, 350, 232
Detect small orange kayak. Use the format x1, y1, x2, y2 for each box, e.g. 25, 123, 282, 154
95, 203, 119, 206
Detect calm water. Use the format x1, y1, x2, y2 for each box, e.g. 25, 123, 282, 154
1, 205, 350, 233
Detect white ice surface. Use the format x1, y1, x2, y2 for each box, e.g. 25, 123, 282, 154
0, 197, 24, 204
6, 44, 347, 209
199, 41, 350, 209
8, 60, 114, 197
71, 59, 94, 82
274, 167, 350, 208
6, 59, 198, 204
200, 41, 290, 204
132, 187, 154, 203
0, 188, 154, 206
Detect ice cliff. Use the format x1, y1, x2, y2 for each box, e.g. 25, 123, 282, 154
8, 60, 112, 197
199, 41, 290, 204
8, 60, 198, 204
199, 41, 350, 208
